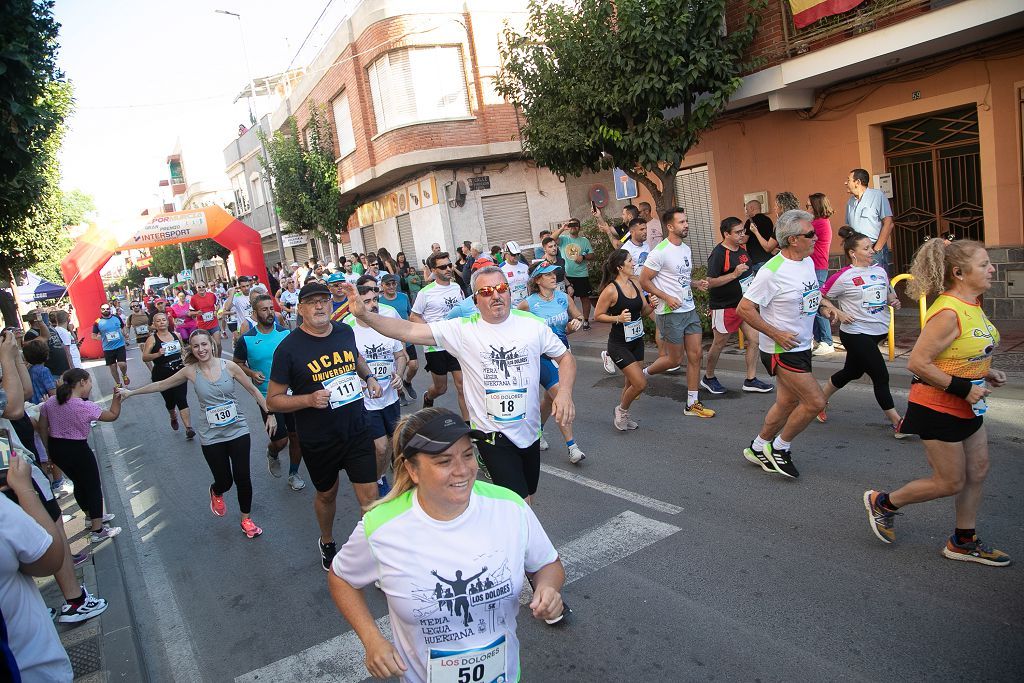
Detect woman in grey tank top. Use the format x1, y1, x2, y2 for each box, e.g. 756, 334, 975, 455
118, 329, 274, 539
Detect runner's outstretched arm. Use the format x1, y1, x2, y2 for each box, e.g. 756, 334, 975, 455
341, 283, 436, 346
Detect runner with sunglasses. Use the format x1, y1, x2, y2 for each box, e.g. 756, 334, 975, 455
126, 302, 152, 368
342, 265, 576, 504
189, 281, 220, 336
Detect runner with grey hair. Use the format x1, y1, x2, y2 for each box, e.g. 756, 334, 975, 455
737, 210, 837, 479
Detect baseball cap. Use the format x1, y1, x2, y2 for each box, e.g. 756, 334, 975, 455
237, 275, 255, 283
530, 262, 561, 277
289, 262, 300, 268
471, 256, 496, 271
504, 240, 522, 255
400, 410, 486, 458
298, 282, 331, 301
325, 272, 346, 284
381, 273, 398, 284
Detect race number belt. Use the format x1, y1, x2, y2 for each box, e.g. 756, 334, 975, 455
427, 634, 507, 683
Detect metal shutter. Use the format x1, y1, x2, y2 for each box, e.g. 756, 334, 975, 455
362, 225, 378, 256
261, 236, 281, 268
673, 166, 716, 267
481, 193, 533, 248
397, 213, 417, 265
291, 243, 309, 263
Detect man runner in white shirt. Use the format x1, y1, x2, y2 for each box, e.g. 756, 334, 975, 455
341, 265, 576, 502
640, 207, 715, 418
410, 251, 468, 419
501, 241, 530, 307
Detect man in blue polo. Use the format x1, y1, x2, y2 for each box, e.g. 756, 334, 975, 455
92, 303, 128, 387
844, 168, 895, 275
233, 294, 305, 491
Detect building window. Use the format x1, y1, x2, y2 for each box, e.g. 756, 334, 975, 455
332, 90, 356, 158
249, 172, 264, 207
231, 174, 250, 215
367, 46, 469, 134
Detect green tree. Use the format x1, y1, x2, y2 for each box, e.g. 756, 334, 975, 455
60, 189, 95, 228
496, 0, 762, 214
258, 103, 357, 246
148, 239, 227, 278
121, 264, 146, 290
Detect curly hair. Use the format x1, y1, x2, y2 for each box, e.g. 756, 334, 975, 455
907, 238, 986, 300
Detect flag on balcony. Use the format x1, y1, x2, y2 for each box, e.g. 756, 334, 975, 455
789, 0, 863, 28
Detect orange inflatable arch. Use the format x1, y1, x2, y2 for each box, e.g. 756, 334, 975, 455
61, 206, 269, 359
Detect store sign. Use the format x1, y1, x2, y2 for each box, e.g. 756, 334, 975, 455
282, 233, 308, 248
468, 176, 490, 190
131, 212, 208, 245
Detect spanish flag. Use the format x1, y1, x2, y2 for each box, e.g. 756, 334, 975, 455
790, 0, 862, 29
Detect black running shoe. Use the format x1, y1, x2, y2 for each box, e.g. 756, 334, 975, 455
423, 393, 434, 409
319, 538, 338, 572
764, 443, 799, 479
403, 380, 418, 400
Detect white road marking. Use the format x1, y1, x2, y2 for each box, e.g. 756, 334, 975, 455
540, 463, 683, 515
235, 511, 681, 683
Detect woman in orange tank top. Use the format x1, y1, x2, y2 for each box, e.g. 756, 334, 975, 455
862, 238, 1009, 567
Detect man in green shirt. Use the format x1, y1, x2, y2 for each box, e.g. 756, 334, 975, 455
551, 218, 595, 328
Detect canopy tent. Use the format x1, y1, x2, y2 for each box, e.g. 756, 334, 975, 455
61, 206, 267, 359
14, 271, 67, 303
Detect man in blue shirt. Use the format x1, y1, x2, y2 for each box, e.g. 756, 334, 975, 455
91, 303, 128, 387
844, 168, 895, 275
233, 294, 305, 492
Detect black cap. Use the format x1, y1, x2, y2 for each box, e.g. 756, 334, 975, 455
381, 273, 398, 284
298, 282, 331, 301
402, 410, 485, 457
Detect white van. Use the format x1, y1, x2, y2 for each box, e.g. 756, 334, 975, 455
143, 276, 169, 294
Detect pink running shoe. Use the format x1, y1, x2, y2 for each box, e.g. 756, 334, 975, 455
240, 517, 263, 539
210, 488, 226, 517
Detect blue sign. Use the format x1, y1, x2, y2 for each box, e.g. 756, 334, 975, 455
613, 168, 637, 200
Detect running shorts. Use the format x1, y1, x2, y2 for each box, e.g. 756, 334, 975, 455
366, 400, 401, 440
566, 276, 592, 299
299, 430, 376, 491
476, 432, 540, 499
260, 408, 297, 442
607, 339, 645, 370
760, 349, 812, 376
711, 308, 742, 335
405, 343, 418, 361
425, 350, 461, 375
899, 401, 983, 442
655, 310, 702, 344
539, 357, 559, 390
103, 347, 127, 365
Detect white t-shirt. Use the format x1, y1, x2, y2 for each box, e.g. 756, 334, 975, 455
502, 260, 530, 306
643, 239, 695, 314
0, 496, 75, 681
645, 218, 663, 250
226, 291, 252, 322
344, 318, 404, 411
279, 289, 299, 318
412, 281, 466, 353
332, 481, 558, 683
621, 238, 650, 276
53, 325, 80, 368
820, 264, 892, 336
429, 311, 567, 447
743, 253, 820, 353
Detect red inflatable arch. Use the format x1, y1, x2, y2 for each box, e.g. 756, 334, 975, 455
61, 206, 268, 359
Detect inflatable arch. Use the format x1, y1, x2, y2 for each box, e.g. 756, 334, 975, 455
61, 206, 269, 359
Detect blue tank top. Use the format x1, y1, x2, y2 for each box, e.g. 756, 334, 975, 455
234, 323, 290, 395
526, 291, 570, 346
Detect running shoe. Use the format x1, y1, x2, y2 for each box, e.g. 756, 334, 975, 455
101, 513, 115, 523
398, 390, 411, 407
941, 536, 1011, 567
72, 551, 90, 568
210, 488, 226, 517
539, 434, 549, 451
699, 376, 726, 395
403, 380, 418, 401
59, 594, 108, 623
763, 443, 799, 478
319, 538, 338, 572
568, 444, 586, 465
377, 476, 391, 498
90, 525, 122, 543
288, 474, 306, 491
684, 401, 715, 418
267, 451, 282, 478
170, 414, 179, 431
812, 343, 835, 356
613, 405, 638, 431
422, 393, 434, 409
185, 428, 196, 440
240, 517, 263, 539
122, 374, 130, 386
891, 422, 910, 440
742, 378, 774, 393
667, 365, 681, 373
741, 441, 775, 473
115, 382, 123, 389
582, 320, 590, 330
862, 490, 896, 544
600, 350, 616, 375
816, 407, 828, 423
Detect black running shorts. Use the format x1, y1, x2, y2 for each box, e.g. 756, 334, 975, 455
760, 349, 812, 377
476, 433, 540, 499
566, 276, 592, 298
103, 347, 127, 366
900, 402, 983, 442
299, 430, 376, 491
607, 339, 645, 370
425, 350, 461, 375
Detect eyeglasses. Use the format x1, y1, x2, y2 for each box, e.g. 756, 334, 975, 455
435, 263, 454, 270
301, 297, 331, 307
474, 282, 510, 298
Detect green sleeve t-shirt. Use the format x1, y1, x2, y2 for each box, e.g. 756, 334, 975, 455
558, 235, 593, 278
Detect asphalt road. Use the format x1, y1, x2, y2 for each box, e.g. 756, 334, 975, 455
89, 341, 1024, 682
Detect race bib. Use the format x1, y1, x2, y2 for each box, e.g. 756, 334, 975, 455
324, 372, 362, 409
802, 288, 821, 316
511, 284, 527, 304
104, 331, 120, 342
485, 388, 526, 423
623, 319, 644, 342
205, 400, 238, 427
174, 318, 185, 325
738, 274, 753, 294
161, 340, 181, 355
860, 283, 887, 309
368, 360, 393, 380
970, 379, 988, 416
202, 311, 215, 322
427, 634, 506, 683
134, 325, 149, 336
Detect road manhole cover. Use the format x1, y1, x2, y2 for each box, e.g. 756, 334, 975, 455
66, 637, 102, 677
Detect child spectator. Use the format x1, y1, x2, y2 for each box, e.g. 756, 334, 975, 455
23, 339, 55, 404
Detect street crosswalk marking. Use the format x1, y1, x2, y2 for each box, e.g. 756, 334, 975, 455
539, 463, 684, 515
234, 511, 681, 683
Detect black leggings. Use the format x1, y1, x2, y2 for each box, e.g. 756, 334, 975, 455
47, 437, 105, 522
477, 433, 540, 499
152, 366, 188, 411
830, 331, 894, 411
201, 435, 253, 514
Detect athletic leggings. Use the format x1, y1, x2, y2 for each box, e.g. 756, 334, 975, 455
830, 331, 894, 411
47, 437, 105, 521
201, 434, 253, 514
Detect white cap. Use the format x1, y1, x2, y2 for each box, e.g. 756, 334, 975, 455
504, 240, 522, 255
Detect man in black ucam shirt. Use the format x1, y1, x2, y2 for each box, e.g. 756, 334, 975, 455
267, 282, 383, 571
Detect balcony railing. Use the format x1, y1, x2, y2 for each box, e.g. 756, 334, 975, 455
781, 0, 944, 54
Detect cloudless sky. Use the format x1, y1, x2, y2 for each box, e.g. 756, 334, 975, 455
55, 0, 350, 221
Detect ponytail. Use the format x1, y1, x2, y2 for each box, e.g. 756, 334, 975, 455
837, 225, 871, 266
907, 238, 985, 300
57, 368, 90, 404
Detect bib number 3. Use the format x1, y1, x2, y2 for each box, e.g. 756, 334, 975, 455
428, 634, 507, 683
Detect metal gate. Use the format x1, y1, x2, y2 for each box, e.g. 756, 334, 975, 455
481, 193, 533, 248
884, 106, 983, 273
397, 213, 418, 265
362, 225, 378, 257
673, 165, 716, 267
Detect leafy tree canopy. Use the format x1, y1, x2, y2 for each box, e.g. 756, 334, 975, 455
496, 0, 762, 213
147, 239, 228, 279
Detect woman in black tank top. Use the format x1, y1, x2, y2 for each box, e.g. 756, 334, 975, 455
140, 311, 193, 438
594, 249, 654, 432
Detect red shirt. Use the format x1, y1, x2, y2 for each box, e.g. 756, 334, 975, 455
189, 292, 219, 330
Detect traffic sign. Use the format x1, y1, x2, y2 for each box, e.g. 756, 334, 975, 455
613, 168, 637, 200
178, 269, 193, 280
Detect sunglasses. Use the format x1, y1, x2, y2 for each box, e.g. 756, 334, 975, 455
435, 263, 454, 270
799, 230, 816, 239
474, 282, 510, 298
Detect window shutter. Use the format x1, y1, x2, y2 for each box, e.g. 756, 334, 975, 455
397, 213, 417, 265
367, 47, 468, 134
673, 166, 716, 267
332, 91, 356, 157
362, 225, 378, 256
481, 193, 533, 248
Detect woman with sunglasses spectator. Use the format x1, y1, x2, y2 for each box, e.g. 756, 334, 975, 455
141, 311, 194, 439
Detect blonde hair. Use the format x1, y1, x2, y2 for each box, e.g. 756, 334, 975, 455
907, 238, 986, 300
369, 407, 457, 510
182, 328, 220, 365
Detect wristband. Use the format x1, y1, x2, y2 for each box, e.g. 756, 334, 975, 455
944, 375, 972, 399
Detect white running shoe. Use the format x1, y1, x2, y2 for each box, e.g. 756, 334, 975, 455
812, 342, 835, 356
568, 444, 586, 464
539, 434, 549, 451
613, 406, 638, 431
90, 525, 122, 543
288, 474, 306, 491
601, 350, 616, 375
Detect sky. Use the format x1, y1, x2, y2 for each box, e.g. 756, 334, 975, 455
54, 0, 354, 222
